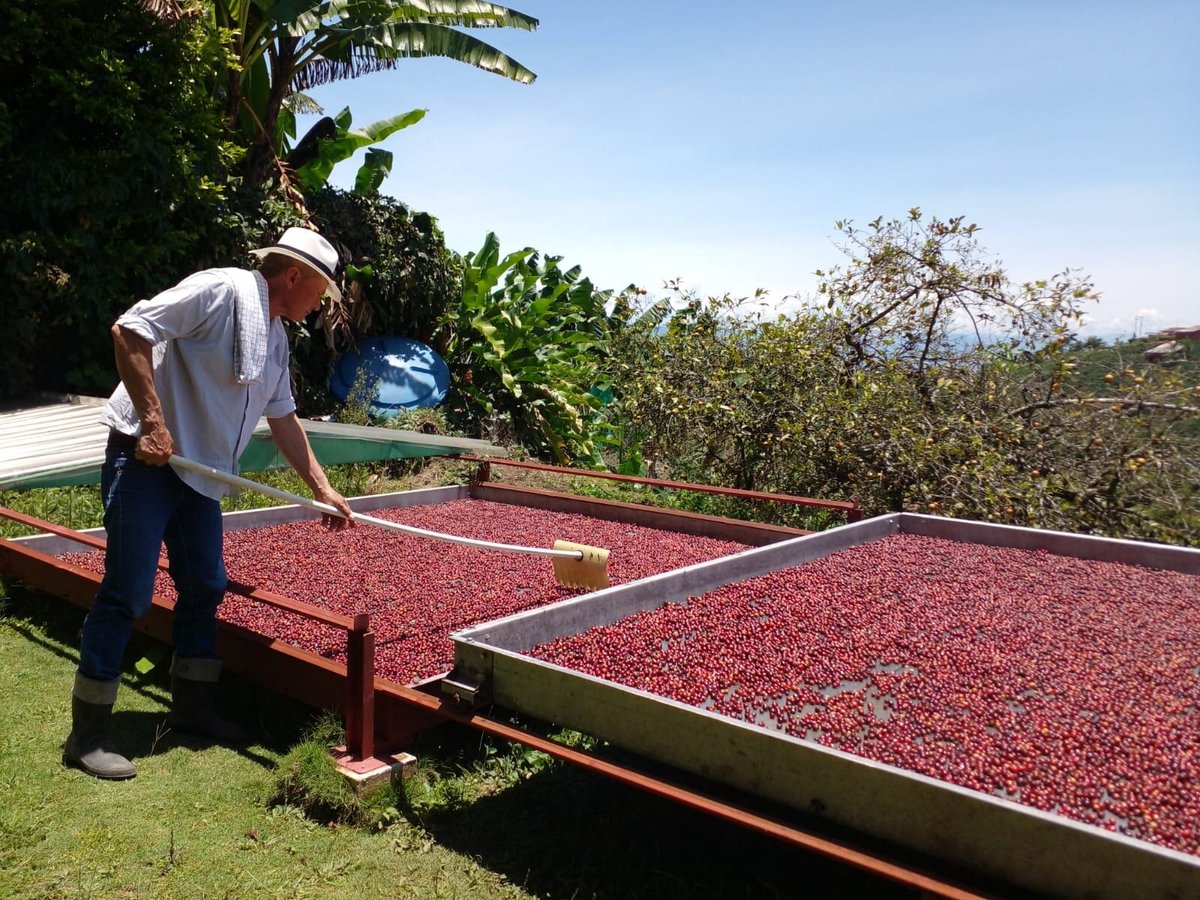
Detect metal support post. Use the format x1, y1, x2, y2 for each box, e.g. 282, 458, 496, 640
344, 613, 375, 761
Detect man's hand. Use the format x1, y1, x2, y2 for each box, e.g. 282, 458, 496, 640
314, 486, 356, 530
136, 421, 175, 466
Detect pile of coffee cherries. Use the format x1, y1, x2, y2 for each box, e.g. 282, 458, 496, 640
532, 533, 1200, 855
62, 499, 748, 686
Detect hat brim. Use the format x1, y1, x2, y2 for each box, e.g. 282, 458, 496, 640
250, 246, 343, 303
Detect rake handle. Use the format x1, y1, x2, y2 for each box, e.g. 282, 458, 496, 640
168, 455, 585, 561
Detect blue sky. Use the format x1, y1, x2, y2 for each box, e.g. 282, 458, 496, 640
302, 1, 1199, 337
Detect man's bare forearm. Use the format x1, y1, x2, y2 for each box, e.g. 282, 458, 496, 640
112, 323, 173, 463
112, 325, 161, 427
267, 412, 354, 525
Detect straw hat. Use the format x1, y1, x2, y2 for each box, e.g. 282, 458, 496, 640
250, 227, 343, 302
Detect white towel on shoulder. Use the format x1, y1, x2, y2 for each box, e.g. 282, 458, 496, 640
230, 269, 271, 384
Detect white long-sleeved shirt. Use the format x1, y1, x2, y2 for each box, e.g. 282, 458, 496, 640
100, 268, 295, 499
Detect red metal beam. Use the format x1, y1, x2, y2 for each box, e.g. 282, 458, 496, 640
376, 682, 984, 900
344, 613, 375, 760
459, 456, 863, 521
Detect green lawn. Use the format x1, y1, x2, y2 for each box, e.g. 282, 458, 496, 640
0, 585, 918, 900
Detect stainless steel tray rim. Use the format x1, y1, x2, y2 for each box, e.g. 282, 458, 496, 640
474, 643, 1200, 868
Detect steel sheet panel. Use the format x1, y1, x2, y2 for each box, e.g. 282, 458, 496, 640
451, 514, 1200, 900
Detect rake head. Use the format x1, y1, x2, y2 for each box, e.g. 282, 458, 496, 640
551, 540, 610, 590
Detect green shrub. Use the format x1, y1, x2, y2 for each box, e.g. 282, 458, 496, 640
437, 232, 613, 463
0, 0, 261, 398
265, 713, 362, 824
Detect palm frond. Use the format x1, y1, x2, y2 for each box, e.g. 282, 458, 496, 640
296, 22, 535, 88
386, 0, 538, 31
138, 0, 197, 26
284, 91, 325, 115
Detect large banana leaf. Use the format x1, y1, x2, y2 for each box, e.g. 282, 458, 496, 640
294, 106, 426, 190
194, 0, 537, 177
295, 19, 536, 89
440, 233, 611, 462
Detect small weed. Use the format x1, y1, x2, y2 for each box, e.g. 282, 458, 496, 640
148, 718, 172, 756
158, 828, 177, 876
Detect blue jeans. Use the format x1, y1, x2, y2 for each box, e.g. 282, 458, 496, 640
77, 438, 227, 682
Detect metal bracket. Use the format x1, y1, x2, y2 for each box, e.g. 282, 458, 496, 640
440, 668, 490, 708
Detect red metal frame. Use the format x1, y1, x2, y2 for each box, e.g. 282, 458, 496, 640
0, 494, 994, 898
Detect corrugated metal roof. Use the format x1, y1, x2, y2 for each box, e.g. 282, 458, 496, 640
0, 396, 111, 489
0, 395, 506, 491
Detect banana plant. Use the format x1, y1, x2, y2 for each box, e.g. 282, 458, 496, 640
286, 106, 426, 194
439, 232, 612, 463
149, 1, 538, 183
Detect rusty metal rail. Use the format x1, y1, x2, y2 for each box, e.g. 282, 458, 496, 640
386, 682, 985, 900
458, 456, 863, 521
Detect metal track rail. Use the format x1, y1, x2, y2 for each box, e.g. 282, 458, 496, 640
388, 683, 986, 900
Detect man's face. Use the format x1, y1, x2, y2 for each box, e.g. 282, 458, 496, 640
276, 266, 329, 322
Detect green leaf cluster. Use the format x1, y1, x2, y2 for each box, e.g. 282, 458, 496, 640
438, 233, 612, 463
289, 106, 427, 194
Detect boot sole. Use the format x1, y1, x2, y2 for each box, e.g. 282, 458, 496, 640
62, 754, 137, 780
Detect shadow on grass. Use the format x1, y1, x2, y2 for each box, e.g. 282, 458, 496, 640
2, 584, 324, 766
88, 711, 291, 770
400, 730, 922, 900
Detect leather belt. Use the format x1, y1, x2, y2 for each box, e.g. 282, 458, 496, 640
107, 429, 139, 453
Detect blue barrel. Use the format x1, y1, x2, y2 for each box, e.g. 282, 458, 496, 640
329, 336, 450, 417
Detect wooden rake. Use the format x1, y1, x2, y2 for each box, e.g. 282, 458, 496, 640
169, 455, 610, 590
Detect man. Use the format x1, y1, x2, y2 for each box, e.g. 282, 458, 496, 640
64, 227, 356, 780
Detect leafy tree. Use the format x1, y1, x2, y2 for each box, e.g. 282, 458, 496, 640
609, 214, 1200, 544
0, 0, 254, 398
437, 233, 612, 463
606, 287, 804, 489
814, 209, 1096, 396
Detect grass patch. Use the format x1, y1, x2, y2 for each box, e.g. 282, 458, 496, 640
0, 590, 531, 900
265, 713, 363, 826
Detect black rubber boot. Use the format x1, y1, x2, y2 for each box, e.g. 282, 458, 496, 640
63, 676, 136, 780
167, 657, 249, 744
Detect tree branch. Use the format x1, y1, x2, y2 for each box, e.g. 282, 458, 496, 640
1007, 397, 1200, 418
